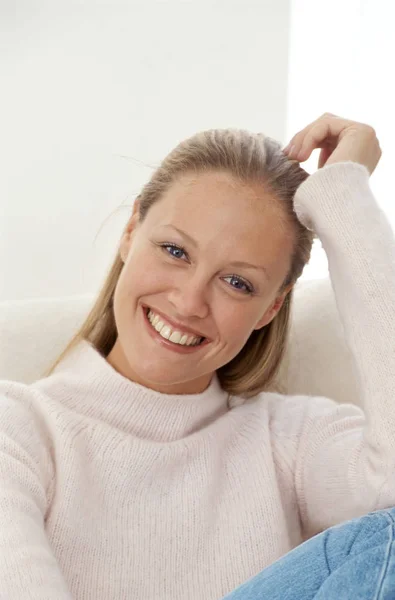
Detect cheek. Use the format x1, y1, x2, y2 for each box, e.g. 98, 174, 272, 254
120, 250, 171, 298
217, 306, 258, 348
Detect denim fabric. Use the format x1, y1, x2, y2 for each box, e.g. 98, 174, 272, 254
222, 508, 395, 599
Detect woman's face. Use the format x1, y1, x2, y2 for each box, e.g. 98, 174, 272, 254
106, 170, 295, 394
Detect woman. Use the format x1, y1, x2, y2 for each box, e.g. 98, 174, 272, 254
1, 113, 394, 599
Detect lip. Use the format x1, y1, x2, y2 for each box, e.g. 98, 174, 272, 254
142, 304, 208, 339
142, 305, 211, 354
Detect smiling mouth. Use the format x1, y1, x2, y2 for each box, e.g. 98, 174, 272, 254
144, 306, 207, 347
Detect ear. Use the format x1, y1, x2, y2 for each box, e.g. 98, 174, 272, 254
254, 284, 294, 331
119, 197, 141, 264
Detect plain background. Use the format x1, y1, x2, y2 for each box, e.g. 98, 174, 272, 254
2, 0, 394, 302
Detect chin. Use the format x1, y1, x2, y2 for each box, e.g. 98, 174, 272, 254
129, 357, 212, 394
117, 349, 186, 384
136, 362, 195, 386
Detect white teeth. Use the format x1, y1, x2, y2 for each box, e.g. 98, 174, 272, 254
160, 325, 172, 340
147, 309, 203, 346
169, 331, 182, 344
154, 320, 165, 333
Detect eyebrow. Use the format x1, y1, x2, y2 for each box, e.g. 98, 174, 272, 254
162, 224, 270, 279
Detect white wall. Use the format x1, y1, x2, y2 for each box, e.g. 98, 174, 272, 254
287, 0, 395, 280
1, 0, 291, 302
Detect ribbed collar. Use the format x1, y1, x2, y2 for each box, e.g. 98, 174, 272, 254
39, 340, 231, 443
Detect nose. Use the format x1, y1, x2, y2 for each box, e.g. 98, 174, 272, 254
168, 272, 210, 320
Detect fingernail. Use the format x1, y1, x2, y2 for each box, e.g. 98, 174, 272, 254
288, 145, 296, 157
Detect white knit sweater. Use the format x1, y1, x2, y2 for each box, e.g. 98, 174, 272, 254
1, 162, 395, 600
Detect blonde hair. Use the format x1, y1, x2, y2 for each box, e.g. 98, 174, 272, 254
44, 129, 315, 398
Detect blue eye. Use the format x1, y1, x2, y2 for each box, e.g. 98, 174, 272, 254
160, 243, 188, 260
223, 275, 254, 295
159, 243, 255, 295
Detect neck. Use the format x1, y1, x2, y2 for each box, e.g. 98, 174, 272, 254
41, 339, 231, 443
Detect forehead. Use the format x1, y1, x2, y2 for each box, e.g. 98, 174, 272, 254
144, 171, 294, 275
165, 170, 273, 209
154, 170, 286, 224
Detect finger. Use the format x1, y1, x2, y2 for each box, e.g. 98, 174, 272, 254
318, 145, 333, 169
284, 115, 352, 159
294, 118, 350, 161
283, 114, 332, 153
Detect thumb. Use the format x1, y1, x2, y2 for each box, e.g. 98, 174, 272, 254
318, 146, 333, 169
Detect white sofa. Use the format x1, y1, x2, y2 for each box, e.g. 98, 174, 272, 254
0, 278, 360, 407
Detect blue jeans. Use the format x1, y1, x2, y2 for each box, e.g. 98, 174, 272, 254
222, 508, 395, 599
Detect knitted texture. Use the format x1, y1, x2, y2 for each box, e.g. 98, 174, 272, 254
1, 162, 395, 599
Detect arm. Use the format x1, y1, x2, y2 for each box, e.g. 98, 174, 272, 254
291, 161, 395, 537
0, 392, 73, 599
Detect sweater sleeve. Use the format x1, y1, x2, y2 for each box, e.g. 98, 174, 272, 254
290, 161, 395, 537
0, 392, 73, 599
